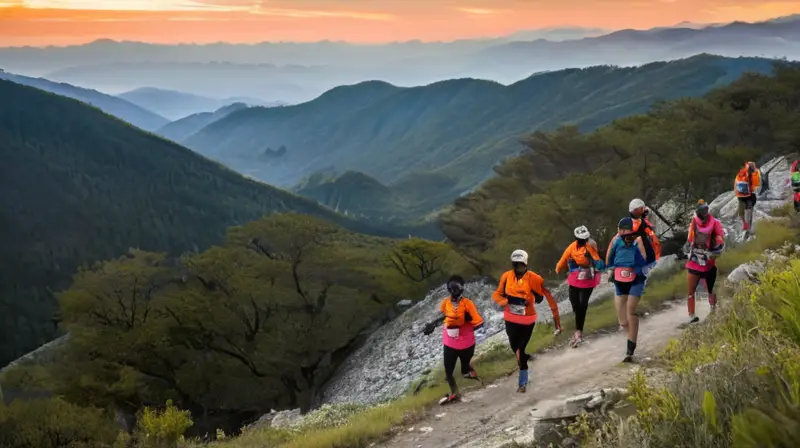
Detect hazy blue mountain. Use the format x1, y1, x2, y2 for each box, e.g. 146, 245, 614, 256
462, 17, 800, 83
506, 27, 609, 41
118, 87, 281, 120
156, 102, 252, 142
0, 70, 168, 131
8, 17, 795, 102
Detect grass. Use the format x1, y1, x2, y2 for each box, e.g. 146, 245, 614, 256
196, 218, 799, 448
566, 257, 800, 448
714, 219, 797, 273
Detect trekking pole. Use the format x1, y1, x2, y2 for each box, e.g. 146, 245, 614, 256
646, 204, 679, 240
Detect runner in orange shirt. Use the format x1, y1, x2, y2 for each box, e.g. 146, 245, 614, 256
493, 250, 562, 393
422, 275, 484, 405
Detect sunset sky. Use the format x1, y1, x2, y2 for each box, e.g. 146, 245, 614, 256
1, 0, 798, 46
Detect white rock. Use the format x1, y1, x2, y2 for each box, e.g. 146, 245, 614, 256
726, 261, 765, 285
270, 408, 302, 429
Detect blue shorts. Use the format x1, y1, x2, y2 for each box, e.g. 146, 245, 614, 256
614, 277, 646, 297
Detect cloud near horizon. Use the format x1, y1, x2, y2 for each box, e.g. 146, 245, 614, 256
0, 0, 798, 46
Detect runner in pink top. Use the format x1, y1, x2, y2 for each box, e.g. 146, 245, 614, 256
683, 199, 725, 324
422, 275, 485, 405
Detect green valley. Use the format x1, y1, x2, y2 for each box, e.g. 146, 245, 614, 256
184, 54, 776, 220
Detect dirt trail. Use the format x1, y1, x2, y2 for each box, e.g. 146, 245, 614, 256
383, 297, 712, 448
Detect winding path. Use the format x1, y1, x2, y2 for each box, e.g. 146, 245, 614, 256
382, 297, 711, 448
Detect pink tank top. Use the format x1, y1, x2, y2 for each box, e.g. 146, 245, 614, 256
686, 216, 722, 272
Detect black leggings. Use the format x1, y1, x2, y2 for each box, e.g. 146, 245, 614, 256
505, 321, 535, 371
569, 286, 594, 332
688, 267, 718, 294
443, 345, 475, 393
737, 196, 757, 219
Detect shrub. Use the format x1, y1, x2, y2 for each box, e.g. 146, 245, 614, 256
0, 397, 120, 448
135, 400, 193, 448
595, 258, 800, 447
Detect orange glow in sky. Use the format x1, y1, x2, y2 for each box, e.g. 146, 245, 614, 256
1, 0, 799, 46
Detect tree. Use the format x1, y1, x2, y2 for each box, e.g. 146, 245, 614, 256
387, 238, 452, 285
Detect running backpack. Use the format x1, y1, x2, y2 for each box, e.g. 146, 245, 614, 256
735, 179, 750, 194
792, 171, 800, 192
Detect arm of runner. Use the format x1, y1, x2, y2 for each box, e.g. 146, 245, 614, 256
465, 300, 484, 330
555, 245, 571, 274
541, 286, 562, 332
635, 237, 648, 260
605, 234, 618, 268
752, 169, 762, 189
710, 219, 726, 256
423, 300, 447, 335
492, 273, 509, 308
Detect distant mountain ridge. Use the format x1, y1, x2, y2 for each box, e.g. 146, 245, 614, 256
156, 102, 251, 142
464, 17, 800, 82
0, 70, 168, 131
118, 86, 282, 120
184, 54, 778, 218
1, 16, 797, 102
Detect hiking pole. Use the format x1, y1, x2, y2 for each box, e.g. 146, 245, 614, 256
647, 204, 678, 234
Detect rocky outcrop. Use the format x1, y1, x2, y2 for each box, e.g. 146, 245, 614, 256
711, 156, 792, 242
0, 334, 69, 374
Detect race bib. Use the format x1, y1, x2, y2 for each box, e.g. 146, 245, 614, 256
577, 268, 595, 280
446, 327, 460, 338
508, 304, 526, 315
614, 267, 635, 283
692, 249, 708, 266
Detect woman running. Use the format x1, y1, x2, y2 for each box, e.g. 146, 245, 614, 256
555, 225, 605, 348
492, 250, 562, 393
683, 200, 725, 324
422, 275, 484, 405
606, 218, 649, 363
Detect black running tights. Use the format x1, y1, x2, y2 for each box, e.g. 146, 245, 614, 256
569, 286, 594, 332
505, 321, 535, 370
443, 344, 475, 393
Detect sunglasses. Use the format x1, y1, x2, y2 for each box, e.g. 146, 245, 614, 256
447, 282, 464, 294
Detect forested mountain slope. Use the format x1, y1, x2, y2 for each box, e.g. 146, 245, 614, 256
0, 80, 413, 367
440, 62, 800, 275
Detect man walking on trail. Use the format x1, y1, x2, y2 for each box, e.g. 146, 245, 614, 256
734, 161, 761, 232
493, 250, 562, 393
